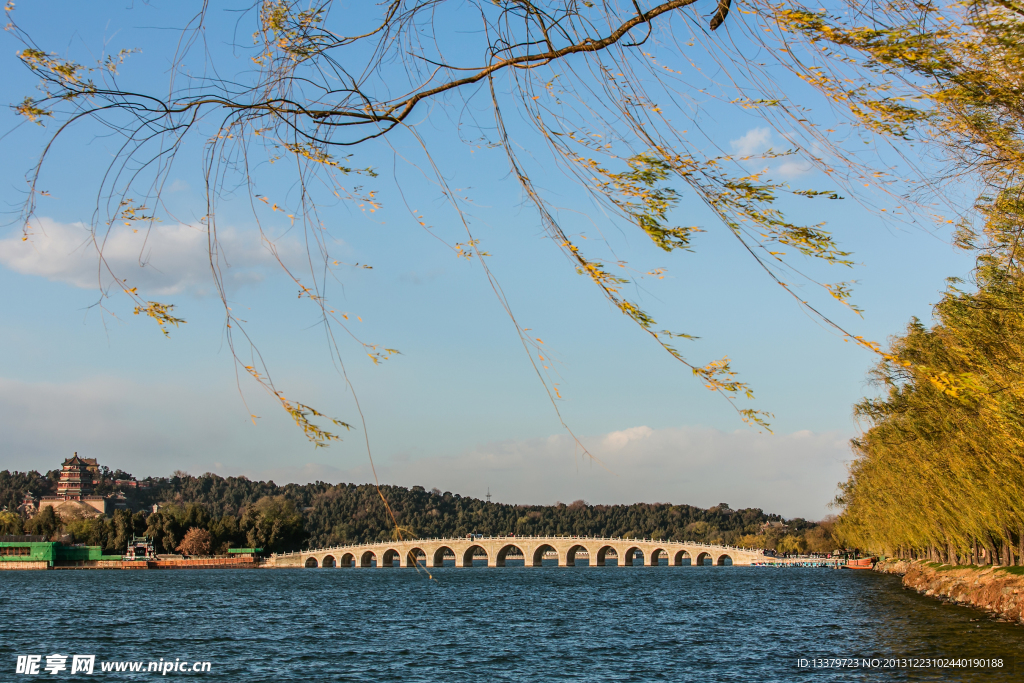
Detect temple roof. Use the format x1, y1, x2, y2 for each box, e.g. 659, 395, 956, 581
62, 453, 98, 467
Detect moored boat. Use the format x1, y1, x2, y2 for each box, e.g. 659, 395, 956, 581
843, 557, 877, 569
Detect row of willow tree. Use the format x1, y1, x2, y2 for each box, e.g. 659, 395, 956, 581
838, 254, 1024, 564
826, 1, 1024, 564
0, 470, 832, 554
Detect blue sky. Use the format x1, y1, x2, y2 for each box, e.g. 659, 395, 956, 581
0, 2, 974, 518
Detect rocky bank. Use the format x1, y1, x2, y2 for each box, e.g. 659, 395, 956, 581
874, 559, 1024, 624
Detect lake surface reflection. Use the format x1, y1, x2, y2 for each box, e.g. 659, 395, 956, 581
2, 567, 1021, 681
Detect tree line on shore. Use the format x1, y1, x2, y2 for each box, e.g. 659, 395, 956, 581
837, 254, 1024, 565
821, 0, 1024, 566
0, 470, 837, 555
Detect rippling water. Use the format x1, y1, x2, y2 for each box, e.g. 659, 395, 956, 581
2, 566, 1021, 681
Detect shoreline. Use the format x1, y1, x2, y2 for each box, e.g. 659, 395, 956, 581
0, 557, 260, 570
873, 558, 1024, 624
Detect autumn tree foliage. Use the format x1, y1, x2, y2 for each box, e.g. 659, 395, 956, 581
804, 0, 1024, 563
837, 253, 1024, 564
176, 527, 213, 556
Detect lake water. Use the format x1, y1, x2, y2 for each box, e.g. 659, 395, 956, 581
2, 566, 1021, 681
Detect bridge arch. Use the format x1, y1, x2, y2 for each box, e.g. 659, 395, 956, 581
461, 545, 487, 568
565, 544, 590, 567
359, 550, 377, 568
321, 554, 335, 568
305, 557, 318, 568
695, 551, 711, 566
380, 548, 400, 568
432, 546, 454, 568
649, 548, 668, 567
595, 545, 618, 566
621, 546, 642, 567
716, 554, 733, 566
340, 552, 354, 568
406, 547, 426, 568
496, 544, 523, 567
673, 549, 691, 566
532, 543, 558, 567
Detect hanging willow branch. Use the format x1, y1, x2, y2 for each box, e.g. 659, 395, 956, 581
7, 0, 933, 442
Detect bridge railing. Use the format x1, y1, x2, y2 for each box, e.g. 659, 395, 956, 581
273, 536, 766, 558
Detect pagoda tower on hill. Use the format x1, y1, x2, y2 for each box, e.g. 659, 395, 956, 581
56, 453, 96, 496
38, 453, 109, 516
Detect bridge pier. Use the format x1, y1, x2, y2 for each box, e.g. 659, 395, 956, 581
395, 552, 419, 569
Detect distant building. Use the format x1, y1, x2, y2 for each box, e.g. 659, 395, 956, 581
124, 536, 156, 561
38, 453, 112, 517
18, 492, 38, 516
55, 453, 95, 496
760, 521, 789, 533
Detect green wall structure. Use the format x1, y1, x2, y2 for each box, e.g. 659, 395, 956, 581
0, 541, 59, 565
0, 541, 115, 566
55, 545, 104, 562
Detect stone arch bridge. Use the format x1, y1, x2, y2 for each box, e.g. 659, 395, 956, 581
271, 536, 766, 568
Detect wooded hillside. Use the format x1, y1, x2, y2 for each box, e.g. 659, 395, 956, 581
0, 469, 831, 555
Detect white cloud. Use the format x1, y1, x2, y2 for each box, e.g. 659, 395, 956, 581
0, 217, 304, 296
602, 425, 653, 450
776, 131, 820, 178
777, 158, 814, 178
730, 128, 817, 178
730, 127, 772, 157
